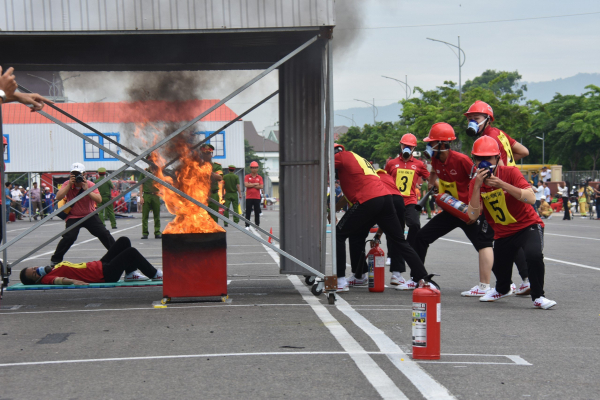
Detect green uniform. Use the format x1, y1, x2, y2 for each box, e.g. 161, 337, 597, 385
222, 172, 240, 224
97, 176, 116, 228
208, 162, 223, 223
142, 174, 161, 236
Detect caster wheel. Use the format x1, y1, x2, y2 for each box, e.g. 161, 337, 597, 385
305, 275, 316, 285
311, 282, 324, 296
327, 293, 336, 305
161, 297, 171, 305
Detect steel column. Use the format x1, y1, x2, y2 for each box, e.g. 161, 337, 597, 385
327, 40, 337, 279
0, 105, 7, 293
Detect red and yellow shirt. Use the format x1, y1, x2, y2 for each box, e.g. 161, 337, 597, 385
385, 156, 429, 205
481, 126, 517, 167
40, 261, 105, 284
431, 150, 475, 204
469, 166, 543, 239
334, 151, 389, 204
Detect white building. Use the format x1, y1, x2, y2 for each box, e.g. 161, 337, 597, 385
2, 100, 244, 175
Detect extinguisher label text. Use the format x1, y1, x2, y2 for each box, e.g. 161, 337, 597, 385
412, 302, 427, 347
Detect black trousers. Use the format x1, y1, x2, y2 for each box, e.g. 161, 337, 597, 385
101, 237, 157, 282
245, 199, 261, 227
415, 211, 492, 263
596, 198, 600, 219
349, 195, 406, 277
51, 214, 116, 263
393, 203, 421, 273
336, 195, 427, 281
493, 224, 545, 300
562, 197, 571, 220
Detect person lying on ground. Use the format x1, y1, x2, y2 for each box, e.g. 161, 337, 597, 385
19, 237, 162, 285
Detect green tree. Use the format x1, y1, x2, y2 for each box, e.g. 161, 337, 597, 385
462, 69, 527, 99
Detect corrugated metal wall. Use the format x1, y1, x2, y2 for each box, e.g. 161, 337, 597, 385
279, 39, 325, 275
0, 0, 334, 31
1, 120, 244, 173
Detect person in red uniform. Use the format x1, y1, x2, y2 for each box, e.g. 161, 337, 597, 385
411, 123, 495, 294
333, 144, 432, 292
468, 136, 556, 309
464, 100, 531, 296
19, 237, 162, 285
244, 161, 264, 230
385, 133, 430, 285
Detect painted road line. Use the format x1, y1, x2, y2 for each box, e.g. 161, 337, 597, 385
0, 351, 531, 368
544, 233, 600, 241
250, 228, 408, 399
336, 296, 455, 400
21, 224, 143, 262
439, 238, 600, 272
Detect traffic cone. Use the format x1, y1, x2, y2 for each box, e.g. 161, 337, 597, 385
268, 227, 273, 243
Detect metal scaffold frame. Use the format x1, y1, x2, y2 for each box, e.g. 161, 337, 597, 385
0, 33, 336, 297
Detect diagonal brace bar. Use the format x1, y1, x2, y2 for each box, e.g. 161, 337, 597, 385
207, 197, 279, 242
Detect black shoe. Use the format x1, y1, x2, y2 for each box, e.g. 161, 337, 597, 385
112, 226, 118, 229
155, 233, 162, 239
224, 223, 228, 227
141, 235, 148, 239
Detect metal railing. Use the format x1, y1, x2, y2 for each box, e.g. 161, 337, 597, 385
562, 171, 600, 185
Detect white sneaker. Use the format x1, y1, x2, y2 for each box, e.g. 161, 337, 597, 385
510, 283, 516, 292
152, 269, 163, 281
480, 288, 513, 302
337, 277, 349, 292
385, 258, 391, 266
515, 280, 531, 296
461, 284, 491, 297
396, 279, 418, 290
533, 296, 557, 309
125, 270, 150, 281
244, 226, 250, 231
390, 275, 406, 286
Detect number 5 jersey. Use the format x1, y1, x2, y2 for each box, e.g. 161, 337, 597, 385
469, 166, 543, 239
384, 155, 430, 206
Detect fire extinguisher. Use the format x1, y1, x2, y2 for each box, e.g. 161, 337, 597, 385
366, 240, 385, 292
412, 275, 441, 360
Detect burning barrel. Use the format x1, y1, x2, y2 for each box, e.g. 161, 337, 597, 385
162, 232, 227, 299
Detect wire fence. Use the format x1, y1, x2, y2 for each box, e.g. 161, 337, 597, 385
562, 171, 600, 185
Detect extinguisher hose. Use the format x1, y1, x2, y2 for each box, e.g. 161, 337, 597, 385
422, 273, 441, 291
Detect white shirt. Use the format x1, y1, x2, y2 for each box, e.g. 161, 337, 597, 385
557, 185, 568, 197
535, 185, 544, 201
544, 187, 551, 202
540, 170, 550, 182
11, 189, 22, 201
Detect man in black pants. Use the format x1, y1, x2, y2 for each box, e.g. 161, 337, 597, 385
334, 144, 432, 292
50, 163, 116, 267
20, 237, 161, 285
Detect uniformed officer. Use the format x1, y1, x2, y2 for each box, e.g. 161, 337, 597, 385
222, 165, 241, 227
141, 164, 162, 239
200, 144, 224, 224
96, 167, 117, 229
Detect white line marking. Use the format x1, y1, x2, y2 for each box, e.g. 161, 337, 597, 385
336, 296, 455, 400
0, 351, 531, 368
227, 280, 232, 285
544, 233, 600, 241
505, 355, 532, 365
21, 224, 143, 262
250, 228, 408, 399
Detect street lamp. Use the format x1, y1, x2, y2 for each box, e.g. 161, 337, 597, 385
336, 114, 356, 127
381, 75, 412, 100
354, 98, 378, 125
426, 36, 466, 102
535, 133, 545, 166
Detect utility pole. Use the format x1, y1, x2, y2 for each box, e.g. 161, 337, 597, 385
354, 99, 378, 125
381, 75, 412, 100
427, 36, 466, 102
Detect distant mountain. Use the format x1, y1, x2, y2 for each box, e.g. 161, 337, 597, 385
335, 73, 600, 127
523, 73, 600, 103
334, 102, 402, 127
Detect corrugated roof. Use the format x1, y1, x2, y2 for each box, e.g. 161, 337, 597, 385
244, 121, 279, 152
1, 100, 238, 124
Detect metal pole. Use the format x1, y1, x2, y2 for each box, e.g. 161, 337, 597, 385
0, 106, 7, 291
542, 132, 545, 166
320, 41, 328, 278
405, 75, 408, 100
207, 197, 278, 242
327, 40, 337, 280
27, 172, 32, 222
372, 98, 376, 124
458, 36, 462, 102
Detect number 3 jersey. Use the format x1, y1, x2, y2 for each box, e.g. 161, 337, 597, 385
431, 150, 475, 204
469, 166, 543, 239
335, 151, 389, 204
385, 156, 429, 205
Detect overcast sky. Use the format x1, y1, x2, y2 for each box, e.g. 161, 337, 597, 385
63, 0, 600, 133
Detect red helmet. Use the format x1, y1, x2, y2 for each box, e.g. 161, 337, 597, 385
471, 136, 500, 157
334, 143, 345, 153
400, 133, 417, 147
464, 100, 494, 121
250, 161, 259, 168
423, 122, 456, 142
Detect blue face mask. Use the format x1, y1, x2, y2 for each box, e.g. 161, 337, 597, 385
424, 144, 434, 160
478, 160, 495, 176
36, 266, 53, 277
402, 147, 412, 160
466, 119, 487, 137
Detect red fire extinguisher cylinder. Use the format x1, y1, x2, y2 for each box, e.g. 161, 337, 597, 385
367, 242, 385, 293
412, 283, 441, 360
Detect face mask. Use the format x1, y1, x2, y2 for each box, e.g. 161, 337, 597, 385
478, 160, 495, 176
466, 118, 488, 137
423, 144, 434, 160
402, 147, 412, 161
37, 266, 53, 277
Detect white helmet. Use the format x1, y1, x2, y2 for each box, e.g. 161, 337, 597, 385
70, 162, 86, 173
